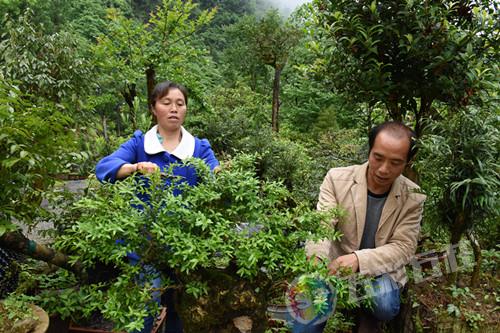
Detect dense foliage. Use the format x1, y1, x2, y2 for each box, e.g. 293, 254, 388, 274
0, 80, 77, 234
312, 0, 499, 135
30, 156, 344, 331
1, 0, 498, 331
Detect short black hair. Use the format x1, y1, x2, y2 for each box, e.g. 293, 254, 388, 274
368, 121, 417, 162
150, 80, 188, 108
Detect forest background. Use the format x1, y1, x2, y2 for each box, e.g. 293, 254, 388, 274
0, 0, 498, 332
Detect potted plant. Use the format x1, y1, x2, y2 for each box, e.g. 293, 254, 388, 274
0, 295, 49, 333
30, 154, 347, 332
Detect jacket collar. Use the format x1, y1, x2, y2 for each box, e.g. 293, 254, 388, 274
351, 163, 369, 247
351, 162, 403, 247
353, 162, 404, 197
144, 125, 195, 160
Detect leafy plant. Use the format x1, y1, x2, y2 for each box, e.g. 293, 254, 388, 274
0, 9, 93, 104
311, 0, 499, 135
39, 154, 346, 332
0, 79, 77, 235
464, 311, 484, 330
190, 85, 329, 206
93, 0, 217, 131
445, 285, 486, 330
481, 246, 499, 275
20, 263, 151, 332
417, 106, 499, 285
0, 294, 37, 333
446, 303, 461, 317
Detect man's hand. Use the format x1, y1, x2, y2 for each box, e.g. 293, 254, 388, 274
306, 255, 325, 266
328, 253, 359, 275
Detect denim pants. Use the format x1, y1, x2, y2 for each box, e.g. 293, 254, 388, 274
290, 274, 400, 333
130, 261, 162, 333
129, 259, 183, 333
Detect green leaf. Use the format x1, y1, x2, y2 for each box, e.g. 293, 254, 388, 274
405, 33, 413, 44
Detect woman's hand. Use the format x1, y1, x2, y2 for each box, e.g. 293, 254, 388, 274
135, 162, 159, 174
116, 162, 159, 179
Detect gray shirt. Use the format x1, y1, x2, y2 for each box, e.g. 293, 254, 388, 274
359, 190, 389, 250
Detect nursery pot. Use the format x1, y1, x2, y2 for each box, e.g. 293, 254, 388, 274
68, 307, 166, 333
31, 304, 50, 333
267, 300, 315, 328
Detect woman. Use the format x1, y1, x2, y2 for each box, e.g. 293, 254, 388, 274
96, 80, 219, 183
96, 81, 219, 333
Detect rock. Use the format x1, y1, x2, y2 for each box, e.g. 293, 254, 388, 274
233, 316, 252, 333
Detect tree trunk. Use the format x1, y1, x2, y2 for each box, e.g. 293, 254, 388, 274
386, 93, 402, 122
250, 69, 257, 91
114, 102, 123, 136
101, 115, 112, 155
176, 269, 270, 332
102, 115, 108, 142
0, 231, 84, 278
271, 65, 282, 132
467, 230, 481, 287
448, 212, 466, 285
450, 212, 467, 248
122, 83, 136, 110
146, 66, 156, 108
415, 96, 433, 138
366, 105, 374, 134
121, 83, 137, 129
403, 96, 434, 185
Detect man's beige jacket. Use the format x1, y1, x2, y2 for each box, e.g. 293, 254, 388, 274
306, 162, 426, 286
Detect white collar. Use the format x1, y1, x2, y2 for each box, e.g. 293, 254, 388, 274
144, 125, 195, 160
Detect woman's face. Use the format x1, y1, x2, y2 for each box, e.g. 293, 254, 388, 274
152, 88, 187, 132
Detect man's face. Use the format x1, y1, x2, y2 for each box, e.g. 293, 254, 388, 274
367, 131, 409, 194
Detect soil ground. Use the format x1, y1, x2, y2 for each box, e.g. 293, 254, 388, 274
411, 271, 499, 332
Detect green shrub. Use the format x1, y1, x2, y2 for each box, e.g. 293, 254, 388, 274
0, 80, 78, 234
35, 154, 347, 331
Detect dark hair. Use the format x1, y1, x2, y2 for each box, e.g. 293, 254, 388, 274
368, 121, 417, 162
149, 80, 188, 108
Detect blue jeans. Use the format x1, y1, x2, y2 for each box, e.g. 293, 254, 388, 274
130, 261, 162, 333
364, 273, 400, 321
290, 274, 400, 333
129, 258, 183, 333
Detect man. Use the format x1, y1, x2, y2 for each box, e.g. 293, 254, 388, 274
297, 122, 426, 332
